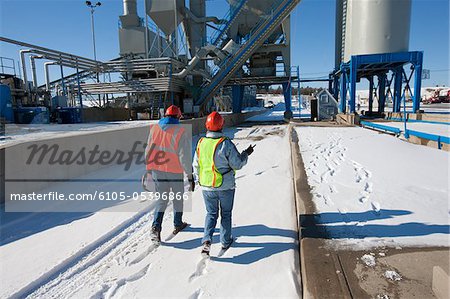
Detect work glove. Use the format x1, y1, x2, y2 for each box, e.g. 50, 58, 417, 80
188, 174, 195, 191
244, 145, 255, 156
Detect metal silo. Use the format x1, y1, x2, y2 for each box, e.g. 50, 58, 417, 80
337, 0, 412, 65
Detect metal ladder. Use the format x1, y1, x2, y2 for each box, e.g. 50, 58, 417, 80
196, 0, 301, 110
340, 0, 348, 63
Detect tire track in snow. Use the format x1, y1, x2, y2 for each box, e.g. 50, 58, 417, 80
11, 203, 156, 299
26, 207, 165, 299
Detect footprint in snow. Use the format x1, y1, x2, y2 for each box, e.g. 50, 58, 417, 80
371, 201, 381, 213
329, 185, 338, 194
188, 289, 204, 299
323, 194, 334, 206
359, 196, 369, 203
104, 264, 150, 298
128, 243, 159, 266
365, 182, 373, 193
189, 256, 209, 283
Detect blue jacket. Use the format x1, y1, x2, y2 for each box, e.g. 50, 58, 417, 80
193, 131, 248, 191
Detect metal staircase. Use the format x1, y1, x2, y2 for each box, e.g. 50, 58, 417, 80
196, 0, 301, 110
210, 0, 248, 47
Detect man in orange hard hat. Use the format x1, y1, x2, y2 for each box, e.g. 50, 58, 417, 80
193, 111, 254, 255
145, 105, 194, 243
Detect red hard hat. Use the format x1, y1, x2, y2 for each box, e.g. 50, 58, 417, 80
205, 111, 224, 132
165, 105, 182, 118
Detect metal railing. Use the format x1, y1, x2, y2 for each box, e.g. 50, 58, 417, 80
0, 56, 16, 76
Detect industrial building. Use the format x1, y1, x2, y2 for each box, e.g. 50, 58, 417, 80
0, 0, 427, 126
1, 1, 449, 298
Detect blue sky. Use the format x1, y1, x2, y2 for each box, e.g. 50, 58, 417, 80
0, 0, 448, 88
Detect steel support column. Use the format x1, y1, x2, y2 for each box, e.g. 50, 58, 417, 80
368, 76, 374, 113
282, 82, 292, 119
349, 58, 357, 113
393, 68, 403, 112
413, 52, 423, 112
339, 69, 347, 113
333, 73, 339, 103
378, 73, 387, 114
232, 85, 244, 113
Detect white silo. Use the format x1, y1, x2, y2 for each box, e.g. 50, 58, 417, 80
336, 0, 412, 65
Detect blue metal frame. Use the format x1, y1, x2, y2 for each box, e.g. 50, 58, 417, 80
334, 51, 424, 114
232, 85, 244, 113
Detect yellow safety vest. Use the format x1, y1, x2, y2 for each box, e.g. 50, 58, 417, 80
196, 137, 227, 187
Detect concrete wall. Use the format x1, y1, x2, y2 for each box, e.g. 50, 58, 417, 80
386, 112, 450, 123
0, 110, 264, 203
83, 108, 131, 122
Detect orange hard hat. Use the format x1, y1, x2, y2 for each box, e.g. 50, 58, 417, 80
205, 111, 224, 132
165, 105, 182, 118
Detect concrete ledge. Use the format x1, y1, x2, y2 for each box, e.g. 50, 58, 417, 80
408, 135, 450, 151
433, 266, 450, 299
386, 112, 450, 123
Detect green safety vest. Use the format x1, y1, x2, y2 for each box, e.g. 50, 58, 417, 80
196, 137, 227, 187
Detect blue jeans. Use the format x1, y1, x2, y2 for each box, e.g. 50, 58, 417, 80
202, 189, 235, 246
151, 170, 184, 230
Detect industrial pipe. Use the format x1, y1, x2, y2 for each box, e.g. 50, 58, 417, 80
44, 61, 58, 91
19, 49, 32, 92
1, 36, 103, 65
29, 55, 44, 89
173, 55, 200, 78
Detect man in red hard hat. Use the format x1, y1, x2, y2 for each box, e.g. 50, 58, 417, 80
145, 105, 193, 243
193, 111, 254, 255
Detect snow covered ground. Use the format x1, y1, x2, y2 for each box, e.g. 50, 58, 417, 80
1, 125, 300, 298
246, 98, 310, 122
296, 126, 450, 249
374, 121, 450, 137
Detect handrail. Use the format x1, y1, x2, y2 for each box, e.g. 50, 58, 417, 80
360, 121, 402, 135
405, 129, 450, 149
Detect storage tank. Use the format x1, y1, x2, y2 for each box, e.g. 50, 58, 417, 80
0, 84, 14, 122
146, 0, 185, 36
337, 0, 412, 65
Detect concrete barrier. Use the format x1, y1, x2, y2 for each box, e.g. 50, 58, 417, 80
386, 112, 450, 123
336, 113, 360, 125
432, 266, 450, 299
0, 110, 264, 204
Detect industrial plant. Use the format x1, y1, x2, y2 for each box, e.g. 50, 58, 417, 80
1, 0, 449, 298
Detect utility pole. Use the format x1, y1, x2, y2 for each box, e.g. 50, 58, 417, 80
85, 1, 101, 61
85, 1, 103, 106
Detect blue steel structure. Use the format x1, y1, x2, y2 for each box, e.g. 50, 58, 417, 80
195, 0, 301, 117
227, 66, 300, 118
331, 51, 424, 115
